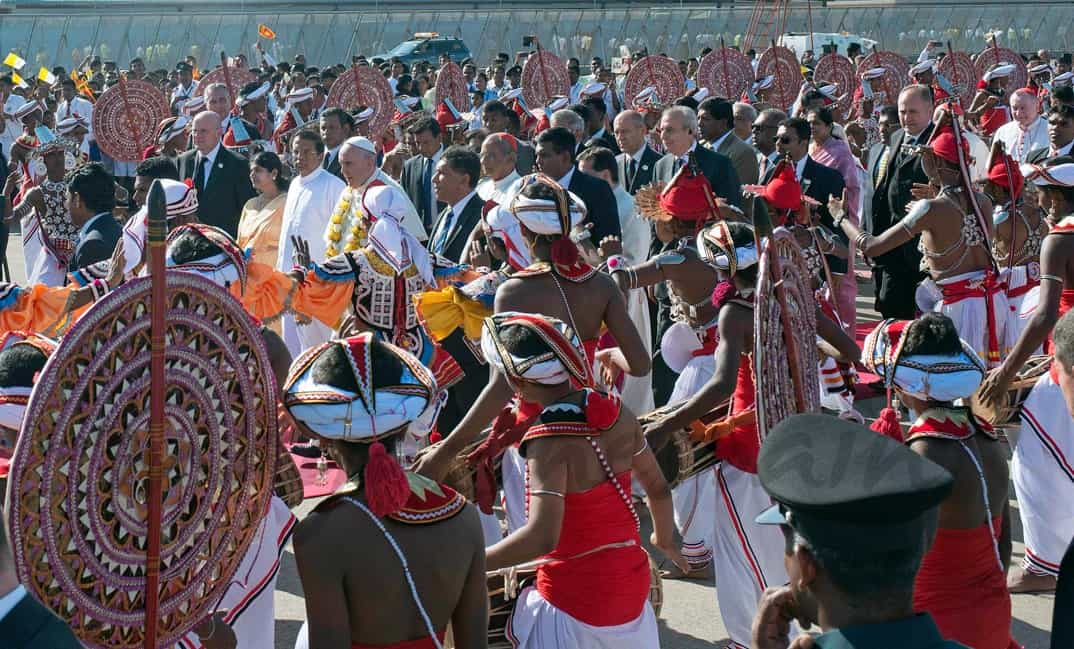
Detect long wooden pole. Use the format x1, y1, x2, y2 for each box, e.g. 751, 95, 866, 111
144, 180, 167, 649
220, 51, 236, 110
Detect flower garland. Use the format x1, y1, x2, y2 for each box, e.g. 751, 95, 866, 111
324, 187, 369, 257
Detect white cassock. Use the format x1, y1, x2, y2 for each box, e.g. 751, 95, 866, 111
21, 211, 66, 287
612, 185, 653, 415
277, 167, 346, 357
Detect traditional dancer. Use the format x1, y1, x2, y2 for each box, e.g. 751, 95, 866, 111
482, 312, 682, 647
863, 314, 1018, 649
642, 221, 858, 648
979, 161, 1074, 593
285, 335, 487, 649
836, 117, 1005, 367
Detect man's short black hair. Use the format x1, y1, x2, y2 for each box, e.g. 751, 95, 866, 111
698, 97, 734, 130
407, 116, 441, 138
782, 117, 811, 142
294, 128, 325, 155
320, 107, 355, 130
878, 105, 900, 123
577, 146, 618, 184
441, 145, 481, 188
66, 162, 116, 213
535, 126, 577, 160
482, 100, 510, 117
567, 103, 592, 126
581, 95, 607, 117
1050, 104, 1074, 122
674, 96, 699, 112
135, 156, 180, 181
1054, 85, 1074, 106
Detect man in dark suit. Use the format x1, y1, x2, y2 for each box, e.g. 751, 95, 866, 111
651, 105, 742, 209
613, 109, 661, 195
769, 117, 847, 270
177, 111, 256, 237
698, 98, 759, 221
481, 101, 534, 174
66, 162, 122, 273
319, 107, 354, 180
867, 84, 934, 318
429, 146, 484, 263
581, 95, 620, 155
399, 116, 445, 233
1027, 104, 1074, 163
534, 126, 622, 247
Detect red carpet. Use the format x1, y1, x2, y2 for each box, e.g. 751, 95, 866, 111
289, 449, 348, 498
854, 318, 883, 399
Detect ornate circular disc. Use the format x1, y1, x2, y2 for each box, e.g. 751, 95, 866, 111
813, 53, 858, 117
756, 46, 802, 110
859, 51, 910, 107
435, 62, 470, 114
937, 51, 977, 106
975, 47, 1028, 93
522, 50, 570, 110
753, 229, 821, 438
624, 56, 685, 108
697, 48, 753, 101
326, 65, 395, 139
197, 65, 257, 105
6, 272, 278, 649
92, 80, 169, 162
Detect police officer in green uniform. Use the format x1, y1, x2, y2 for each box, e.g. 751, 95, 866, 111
749, 413, 968, 649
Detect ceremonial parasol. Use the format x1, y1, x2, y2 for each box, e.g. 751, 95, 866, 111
435, 61, 470, 113
521, 49, 570, 111
696, 45, 753, 101
326, 64, 395, 139
756, 45, 801, 110
812, 53, 858, 116
975, 44, 1028, 93
92, 78, 169, 162
752, 228, 821, 437
5, 182, 279, 648
623, 55, 685, 109
859, 51, 910, 107
199, 51, 257, 108
937, 50, 977, 106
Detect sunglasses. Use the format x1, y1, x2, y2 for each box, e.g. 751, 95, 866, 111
752, 123, 777, 131
777, 136, 795, 144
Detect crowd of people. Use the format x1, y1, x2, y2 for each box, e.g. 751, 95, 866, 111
0, 31, 1071, 649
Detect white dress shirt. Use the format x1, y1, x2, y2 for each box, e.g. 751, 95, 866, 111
432, 189, 478, 254
0, 585, 27, 623
557, 168, 575, 189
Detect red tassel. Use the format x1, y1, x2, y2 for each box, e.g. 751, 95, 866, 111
363, 441, 411, 517
871, 406, 905, 443
428, 430, 443, 444
586, 390, 621, 430
711, 280, 737, 309
551, 237, 579, 266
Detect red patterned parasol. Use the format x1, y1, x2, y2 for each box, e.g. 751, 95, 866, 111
697, 47, 753, 101
937, 51, 977, 106
522, 49, 570, 110
813, 53, 858, 116
756, 46, 801, 110
859, 51, 910, 107
326, 64, 395, 139
5, 268, 278, 648
199, 62, 256, 107
975, 46, 1028, 93
624, 55, 685, 108
435, 61, 470, 113
92, 79, 169, 162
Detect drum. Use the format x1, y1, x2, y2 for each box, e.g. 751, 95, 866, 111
412, 439, 481, 502
638, 403, 724, 489
274, 444, 305, 508
486, 550, 663, 647
971, 355, 1051, 427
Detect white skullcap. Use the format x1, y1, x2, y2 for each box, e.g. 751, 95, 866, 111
237, 81, 270, 106
500, 88, 523, 102
354, 107, 374, 123
910, 59, 936, 76
183, 96, 206, 114
753, 75, 774, 91
56, 115, 89, 135
1022, 162, 1074, 187
983, 64, 1016, 82
343, 136, 377, 154
508, 174, 586, 236
285, 87, 315, 105
13, 101, 42, 120
1054, 72, 1074, 85
546, 96, 569, 112
580, 81, 606, 97
693, 87, 710, 102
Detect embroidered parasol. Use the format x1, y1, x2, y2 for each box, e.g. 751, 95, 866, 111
92, 78, 169, 162
326, 64, 395, 139
435, 61, 470, 114
859, 51, 910, 107
813, 53, 858, 116
697, 47, 754, 101
623, 55, 685, 108
756, 45, 802, 110
522, 49, 570, 111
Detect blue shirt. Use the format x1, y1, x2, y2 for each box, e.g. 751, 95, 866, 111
813, 613, 969, 649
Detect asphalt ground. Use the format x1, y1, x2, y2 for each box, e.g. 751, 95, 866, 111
3, 240, 1054, 648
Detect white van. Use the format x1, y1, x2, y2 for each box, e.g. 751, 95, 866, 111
779, 32, 879, 59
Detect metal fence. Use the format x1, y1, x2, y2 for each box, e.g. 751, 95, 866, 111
0, 3, 1071, 71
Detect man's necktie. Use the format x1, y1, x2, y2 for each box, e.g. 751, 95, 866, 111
433, 209, 454, 253
195, 154, 207, 192
628, 158, 638, 189
421, 158, 434, 227
322, 153, 332, 169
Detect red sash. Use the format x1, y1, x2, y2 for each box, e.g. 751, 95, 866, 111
938, 271, 1004, 366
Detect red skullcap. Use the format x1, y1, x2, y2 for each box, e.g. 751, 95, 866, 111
660, 170, 720, 222
490, 132, 518, 152
927, 128, 968, 165
988, 153, 1024, 200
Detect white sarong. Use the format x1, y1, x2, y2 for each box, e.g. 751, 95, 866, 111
1004, 263, 1042, 355
507, 587, 659, 649
713, 463, 791, 648
934, 269, 1008, 368
1016, 370, 1074, 576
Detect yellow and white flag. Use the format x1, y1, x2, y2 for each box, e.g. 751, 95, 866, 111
3, 52, 25, 70
37, 67, 56, 85
11, 72, 27, 88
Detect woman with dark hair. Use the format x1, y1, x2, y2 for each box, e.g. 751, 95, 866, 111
239, 151, 289, 268
863, 313, 1016, 649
